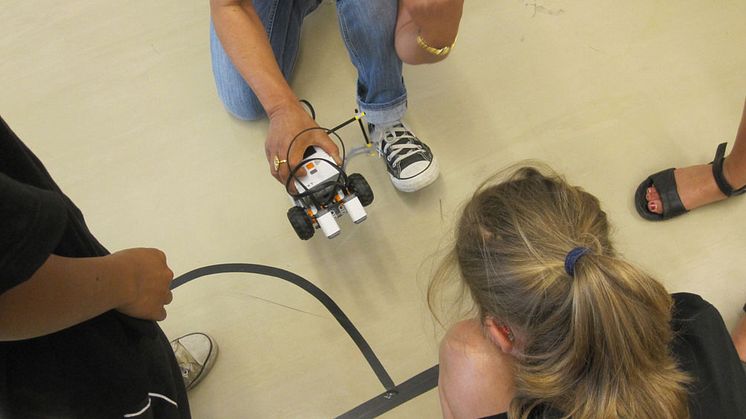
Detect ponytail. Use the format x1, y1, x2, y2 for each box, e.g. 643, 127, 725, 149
551, 255, 690, 419
431, 164, 691, 419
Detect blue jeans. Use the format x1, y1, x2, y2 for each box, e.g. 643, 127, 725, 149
209, 0, 407, 125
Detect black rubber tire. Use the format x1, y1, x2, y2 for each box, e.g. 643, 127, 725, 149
288, 206, 315, 240
347, 173, 374, 207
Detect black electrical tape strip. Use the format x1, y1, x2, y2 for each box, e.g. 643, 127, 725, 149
336, 365, 439, 419
171, 263, 396, 392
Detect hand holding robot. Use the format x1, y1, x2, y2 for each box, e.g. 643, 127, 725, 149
283, 102, 375, 240
266, 101, 342, 186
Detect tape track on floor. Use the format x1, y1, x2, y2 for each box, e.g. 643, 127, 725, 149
172, 263, 438, 418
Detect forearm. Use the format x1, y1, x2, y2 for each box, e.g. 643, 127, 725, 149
210, 0, 298, 116
0, 254, 132, 341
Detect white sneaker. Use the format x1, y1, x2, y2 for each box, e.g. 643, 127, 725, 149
170, 332, 219, 391
369, 121, 440, 192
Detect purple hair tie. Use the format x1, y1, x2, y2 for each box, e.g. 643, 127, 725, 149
564, 247, 591, 277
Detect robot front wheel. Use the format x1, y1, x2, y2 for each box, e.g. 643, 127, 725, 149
287, 206, 315, 240
346, 173, 374, 207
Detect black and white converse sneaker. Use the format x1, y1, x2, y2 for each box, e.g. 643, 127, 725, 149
171, 332, 219, 391
370, 122, 440, 192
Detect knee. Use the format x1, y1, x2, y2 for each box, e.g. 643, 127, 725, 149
218, 95, 267, 121
226, 105, 266, 122
338, 0, 397, 43
212, 72, 267, 121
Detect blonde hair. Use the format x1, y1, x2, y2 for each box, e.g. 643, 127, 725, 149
430, 164, 690, 419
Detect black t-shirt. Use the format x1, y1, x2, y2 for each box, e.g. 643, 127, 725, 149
484, 293, 746, 419
0, 117, 190, 418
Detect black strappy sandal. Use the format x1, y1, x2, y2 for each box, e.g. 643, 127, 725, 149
742, 303, 746, 374
635, 142, 746, 221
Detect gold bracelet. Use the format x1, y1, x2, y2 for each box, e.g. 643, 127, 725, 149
416, 32, 457, 57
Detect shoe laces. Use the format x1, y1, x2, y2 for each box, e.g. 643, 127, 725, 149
376, 124, 428, 168
172, 340, 202, 383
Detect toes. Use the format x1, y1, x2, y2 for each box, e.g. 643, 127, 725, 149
646, 186, 661, 201
648, 199, 663, 214
645, 186, 663, 214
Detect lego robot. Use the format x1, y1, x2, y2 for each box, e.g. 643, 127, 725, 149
287, 146, 374, 240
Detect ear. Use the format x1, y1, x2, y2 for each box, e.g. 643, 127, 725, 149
484, 317, 515, 354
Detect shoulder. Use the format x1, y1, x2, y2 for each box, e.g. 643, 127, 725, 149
670, 292, 720, 325
440, 319, 507, 378
439, 319, 514, 419
671, 292, 710, 311
442, 319, 493, 352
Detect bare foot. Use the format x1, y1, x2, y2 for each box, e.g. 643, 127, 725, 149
732, 312, 746, 362
646, 158, 746, 215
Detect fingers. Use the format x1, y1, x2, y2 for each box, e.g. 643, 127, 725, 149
143, 275, 173, 321
152, 251, 174, 320
156, 307, 167, 322
160, 255, 174, 306
148, 248, 173, 282
289, 130, 340, 168
267, 139, 301, 186
155, 291, 173, 321
265, 108, 344, 190
271, 132, 340, 188
316, 137, 342, 166
113, 247, 177, 321
269, 153, 303, 191
148, 279, 173, 321
314, 124, 343, 163
266, 145, 284, 183
280, 154, 307, 184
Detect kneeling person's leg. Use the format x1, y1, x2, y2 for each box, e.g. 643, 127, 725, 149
335, 0, 406, 125
209, 0, 321, 121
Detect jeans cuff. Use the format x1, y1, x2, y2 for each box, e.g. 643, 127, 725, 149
357, 95, 408, 126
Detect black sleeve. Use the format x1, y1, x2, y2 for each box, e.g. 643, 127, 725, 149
0, 172, 68, 295
671, 292, 746, 418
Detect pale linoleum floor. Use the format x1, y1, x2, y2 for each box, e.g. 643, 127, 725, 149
2, 1, 746, 418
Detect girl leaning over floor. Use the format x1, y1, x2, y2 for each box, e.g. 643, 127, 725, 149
431, 164, 746, 419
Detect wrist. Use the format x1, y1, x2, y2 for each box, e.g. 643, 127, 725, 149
104, 253, 138, 308
266, 94, 300, 120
